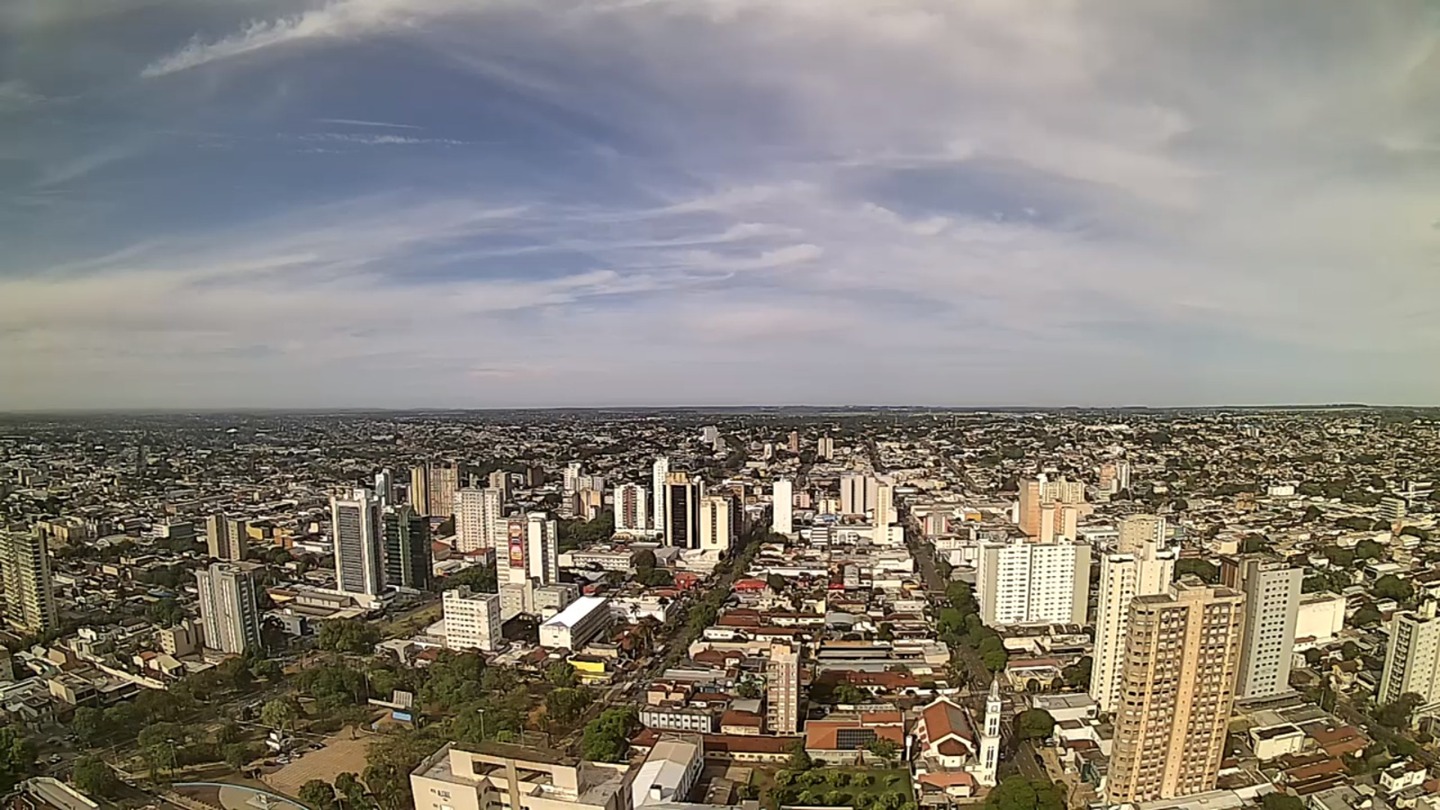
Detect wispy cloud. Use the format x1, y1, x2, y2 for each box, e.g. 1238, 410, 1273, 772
315, 118, 422, 129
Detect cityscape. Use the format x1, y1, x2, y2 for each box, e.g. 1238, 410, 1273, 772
0, 408, 1437, 810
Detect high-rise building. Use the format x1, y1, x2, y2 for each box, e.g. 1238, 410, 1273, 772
613, 483, 649, 533
195, 561, 263, 654
410, 462, 465, 518
409, 465, 431, 515
206, 513, 246, 560
331, 489, 383, 598
1378, 600, 1440, 708
874, 482, 895, 530
838, 474, 878, 516
772, 478, 794, 535
455, 487, 504, 554
816, 436, 834, 460
787, 431, 800, 454
699, 495, 733, 552
1017, 474, 1086, 539
1379, 496, 1408, 523
1222, 556, 1301, 700
975, 538, 1090, 627
767, 642, 801, 734
383, 506, 432, 591
527, 512, 558, 586
977, 678, 1002, 787
1091, 516, 1177, 714
664, 472, 703, 549
1, 531, 57, 634
488, 470, 511, 501
563, 462, 583, 498
1106, 582, 1245, 805
375, 469, 396, 508
443, 587, 503, 652
652, 458, 669, 534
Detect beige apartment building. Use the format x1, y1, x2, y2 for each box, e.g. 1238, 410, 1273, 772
1106, 582, 1245, 805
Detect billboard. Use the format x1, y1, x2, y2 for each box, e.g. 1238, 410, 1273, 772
508, 519, 526, 569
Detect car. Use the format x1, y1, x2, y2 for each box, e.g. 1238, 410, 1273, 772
48, 755, 63, 764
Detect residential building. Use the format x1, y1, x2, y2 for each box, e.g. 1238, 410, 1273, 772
614, 483, 650, 533
195, 561, 263, 655
412, 461, 466, 518
1091, 515, 1177, 714
975, 538, 1090, 627
0, 531, 57, 634
443, 587, 503, 652
383, 505, 432, 591
487, 470, 511, 501
698, 495, 733, 553
409, 465, 430, 516
1222, 556, 1301, 700
772, 478, 793, 535
1017, 474, 1085, 539
1106, 582, 1246, 805
527, 513, 558, 586
817, 436, 834, 460
664, 472, 703, 549
539, 596, 611, 650
652, 457, 669, 537
205, 513, 246, 560
767, 642, 801, 734
874, 482, 895, 531
1378, 600, 1440, 709
331, 488, 383, 599
839, 474, 878, 516
456, 487, 504, 554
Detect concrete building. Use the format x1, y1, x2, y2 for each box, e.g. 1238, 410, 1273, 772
698, 495, 733, 553
487, 470, 511, 501
1017, 474, 1086, 539
443, 587, 503, 653
539, 596, 611, 651
526, 513, 559, 586
383, 506, 433, 591
331, 488, 383, 599
412, 461, 466, 518
663, 472, 702, 549
410, 743, 632, 810
1222, 556, 1301, 700
456, 487, 505, 555
975, 538, 1090, 627
205, 513, 246, 560
652, 458, 669, 538
772, 478, 793, 535
1091, 515, 1177, 714
0, 531, 57, 634
1379, 496, 1408, 523
874, 482, 895, 532
534, 583, 580, 620
978, 679, 1002, 787
1378, 600, 1440, 709
839, 474, 878, 517
1106, 582, 1246, 805
1295, 591, 1346, 647
766, 642, 801, 734
631, 736, 703, 808
614, 483, 650, 533
195, 561, 263, 655
817, 436, 834, 460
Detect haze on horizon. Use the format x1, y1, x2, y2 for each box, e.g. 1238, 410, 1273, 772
2, 0, 1439, 411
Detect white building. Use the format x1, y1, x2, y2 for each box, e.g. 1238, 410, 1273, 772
1378, 600, 1440, 710
443, 587, 503, 652
614, 483, 650, 533
563, 462, 583, 497
331, 488, 383, 600
1091, 515, 1176, 714
527, 512, 559, 586
1295, 591, 1346, 648
698, 495, 733, 553
652, 457, 669, 537
873, 482, 895, 532
772, 478, 794, 536
455, 487, 504, 555
975, 538, 1090, 627
195, 561, 263, 655
839, 474, 878, 516
539, 596, 612, 651
631, 736, 704, 808
1226, 557, 1301, 700
766, 643, 800, 734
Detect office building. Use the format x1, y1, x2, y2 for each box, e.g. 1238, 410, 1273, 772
664, 472, 703, 549
975, 538, 1090, 627
383, 506, 432, 591
0, 531, 57, 634
411, 743, 632, 810
1017, 474, 1085, 539
331, 488, 383, 599
1222, 556, 1301, 700
443, 587, 503, 652
652, 458, 669, 535
195, 561, 263, 654
614, 483, 650, 533
772, 478, 794, 535
1091, 516, 1177, 714
409, 465, 431, 515
206, 513, 246, 560
539, 596, 612, 650
767, 642, 801, 734
839, 474, 878, 516
1378, 600, 1440, 708
456, 487, 504, 554
698, 495, 733, 552
1106, 583, 1245, 805
1379, 496, 1408, 523
375, 469, 396, 508
527, 512, 559, 586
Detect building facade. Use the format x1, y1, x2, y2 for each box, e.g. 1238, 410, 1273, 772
1222, 556, 1301, 700
195, 561, 263, 654
383, 505, 433, 591
1091, 515, 1177, 714
1378, 600, 1440, 708
698, 495, 733, 553
772, 478, 793, 535
443, 587, 503, 652
331, 488, 383, 599
456, 487, 504, 554
767, 643, 801, 734
975, 539, 1090, 627
0, 531, 57, 634
205, 513, 246, 560
614, 483, 650, 533
664, 472, 703, 549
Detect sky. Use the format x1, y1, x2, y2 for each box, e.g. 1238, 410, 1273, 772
2, 0, 1439, 410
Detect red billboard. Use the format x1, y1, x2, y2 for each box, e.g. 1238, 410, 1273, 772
507, 519, 526, 569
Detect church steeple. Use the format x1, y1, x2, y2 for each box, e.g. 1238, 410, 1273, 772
978, 677, 1002, 787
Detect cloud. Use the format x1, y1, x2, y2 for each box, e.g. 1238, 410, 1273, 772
0, 80, 43, 111
314, 118, 422, 129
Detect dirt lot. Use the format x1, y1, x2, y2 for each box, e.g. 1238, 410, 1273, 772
263, 729, 376, 797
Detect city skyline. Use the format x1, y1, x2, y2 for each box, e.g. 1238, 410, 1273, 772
4, 1, 1439, 410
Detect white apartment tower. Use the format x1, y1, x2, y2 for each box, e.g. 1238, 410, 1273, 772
613, 483, 649, 533
772, 478, 794, 535
767, 643, 801, 734
699, 495, 733, 552
331, 488, 383, 598
195, 561, 263, 654
839, 474, 879, 516
443, 587, 503, 652
0, 531, 57, 634
1223, 556, 1301, 700
652, 458, 669, 534
527, 512, 559, 586
455, 487, 504, 554
1091, 515, 1177, 714
874, 482, 895, 530
976, 538, 1090, 627
1378, 600, 1440, 708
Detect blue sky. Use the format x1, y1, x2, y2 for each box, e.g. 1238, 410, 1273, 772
2, 0, 1439, 409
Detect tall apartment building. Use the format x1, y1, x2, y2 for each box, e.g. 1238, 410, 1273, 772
411, 462, 466, 518
375, 469, 395, 508
817, 436, 834, 460
443, 586, 503, 652
839, 474, 879, 516
383, 505, 432, 591
975, 538, 1090, 627
1221, 556, 1301, 700
1379, 496, 1408, 523
1091, 516, 1177, 714
874, 482, 895, 530
563, 462, 584, 498
1106, 583, 1246, 805
455, 487, 504, 554
698, 495, 733, 553
664, 472, 703, 549
767, 643, 801, 734
772, 478, 794, 535
652, 457, 669, 535
195, 561, 263, 654
0, 531, 57, 634
1017, 474, 1086, 539
613, 484, 649, 533
409, 465, 430, 516
331, 489, 383, 599
788, 431, 800, 454
487, 470, 511, 501
205, 513, 246, 560
1378, 600, 1440, 708
1098, 460, 1132, 495
526, 512, 559, 586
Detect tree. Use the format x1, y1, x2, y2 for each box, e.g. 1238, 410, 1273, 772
581, 707, 638, 763
1175, 558, 1219, 584
1376, 693, 1423, 729
1373, 574, 1412, 603
317, 619, 382, 655
71, 756, 119, 799
1355, 540, 1385, 562
146, 598, 186, 627
786, 740, 814, 771
1303, 649, 1324, 667
1016, 709, 1056, 740
1323, 546, 1356, 567
1352, 605, 1383, 628
1341, 641, 1361, 661
1061, 656, 1092, 688
1241, 535, 1267, 554
300, 779, 339, 810
634, 549, 657, 570
833, 683, 868, 705
72, 706, 107, 745
1261, 795, 1304, 810
766, 573, 787, 592
224, 743, 254, 770
262, 697, 302, 731
866, 738, 899, 762
546, 661, 578, 688
984, 777, 1063, 810
876, 622, 894, 641
335, 772, 368, 809
545, 687, 594, 727
735, 680, 760, 700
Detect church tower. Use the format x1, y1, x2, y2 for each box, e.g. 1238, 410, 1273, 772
978, 677, 1002, 787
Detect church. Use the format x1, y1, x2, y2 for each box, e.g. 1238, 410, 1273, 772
910, 679, 1003, 802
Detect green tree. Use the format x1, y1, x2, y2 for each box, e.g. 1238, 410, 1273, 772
766, 573, 787, 592
634, 549, 657, 570
72, 756, 119, 798
1355, 540, 1385, 562
984, 777, 1064, 810
545, 687, 594, 727
72, 706, 107, 745
1261, 794, 1304, 810
546, 661, 578, 688
262, 697, 302, 731
833, 683, 868, 705
735, 680, 760, 700
1016, 709, 1056, 740
1352, 605, 1383, 627
866, 738, 899, 762
1061, 656, 1092, 688
1373, 574, 1412, 603
299, 779, 339, 810
317, 619, 382, 655
1341, 641, 1361, 660
786, 740, 814, 771
1376, 693, 1423, 729
581, 707, 638, 763
224, 743, 254, 770
335, 772, 368, 809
